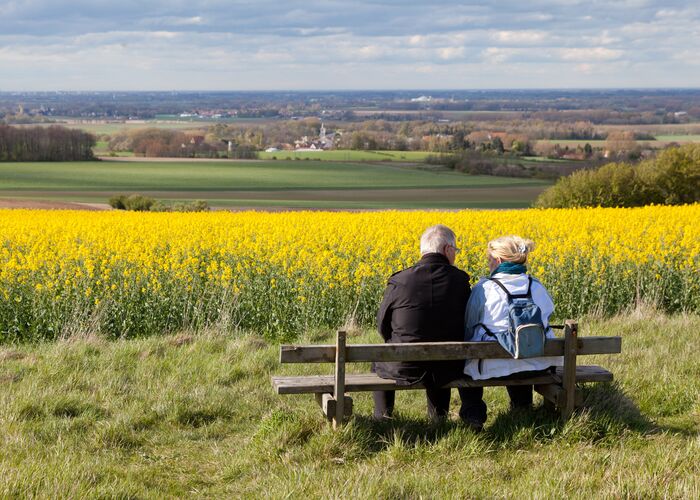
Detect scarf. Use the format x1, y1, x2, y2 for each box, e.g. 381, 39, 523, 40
491, 261, 527, 276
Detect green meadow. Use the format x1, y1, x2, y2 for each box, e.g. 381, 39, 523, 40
57, 120, 210, 136
257, 149, 437, 162
540, 135, 700, 149
0, 311, 697, 497
0, 160, 549, 209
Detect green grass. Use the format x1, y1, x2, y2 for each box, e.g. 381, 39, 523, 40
0, 160, 549, 208
0, 161, 546, 192
540, 135, 700, 149
521, 155, 573, 163
539, 140, 607, 148
653, 134, 700, 143
58, 120, 211, 136
257, 150, 437, 162
0, 311, 697, 497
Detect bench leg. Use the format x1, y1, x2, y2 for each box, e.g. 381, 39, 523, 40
333, 330, 347, 429
535, 384, 583, 413
316, 393, 353, 422
561, 321, 579, 419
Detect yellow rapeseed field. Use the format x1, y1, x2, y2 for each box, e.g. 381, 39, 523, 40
0, 205, 698, 340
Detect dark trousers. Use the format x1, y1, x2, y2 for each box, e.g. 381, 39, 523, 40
373, 387, 486, 421
459, 369, 548, 424
458, 385, 533, 424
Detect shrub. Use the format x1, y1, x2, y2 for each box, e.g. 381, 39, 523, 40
149, 200, 171, 212
171, 200, 210, 212
108, 194, 155, 211
124, 194, 155, 212
108, 195, 128, 210
535, 144, 700, 208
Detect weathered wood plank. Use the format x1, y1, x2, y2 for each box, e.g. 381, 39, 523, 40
561, 321, 579, 418
333, 330, 346, 429
535, 384, 583, 407
535, 383, 564, 406
272, 365, 613, 395
316, 393, 353, 421
280, 337, 622, 364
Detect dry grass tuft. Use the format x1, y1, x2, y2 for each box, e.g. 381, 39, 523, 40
0, 350, 25, 362
168, 333, 194, 347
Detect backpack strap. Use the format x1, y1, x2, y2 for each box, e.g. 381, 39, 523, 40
488, 276, 532, 299
487, 277, 512, 298
474, 322, 496, 337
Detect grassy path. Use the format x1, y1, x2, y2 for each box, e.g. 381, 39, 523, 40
1, 312, 698, 497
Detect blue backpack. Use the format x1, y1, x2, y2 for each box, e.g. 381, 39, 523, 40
478, 276, 546, 359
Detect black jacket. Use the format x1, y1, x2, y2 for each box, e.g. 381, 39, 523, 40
374, 253, 471, 385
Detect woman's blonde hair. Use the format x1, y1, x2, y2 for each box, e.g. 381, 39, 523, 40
487, 235, 535, 264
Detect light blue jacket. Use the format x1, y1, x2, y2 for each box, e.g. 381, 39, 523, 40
463, 272, 562, 379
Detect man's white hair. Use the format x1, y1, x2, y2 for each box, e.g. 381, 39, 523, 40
420, 225, 456, 255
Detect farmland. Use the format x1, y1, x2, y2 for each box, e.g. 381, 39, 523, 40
0, 206, 697, 342
0, 160, 549, 209
538, 135, 700, 149
256, 149, 435, 162
35, 119, 212, 136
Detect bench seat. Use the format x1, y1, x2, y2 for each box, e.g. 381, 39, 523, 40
272, 365, 613, 395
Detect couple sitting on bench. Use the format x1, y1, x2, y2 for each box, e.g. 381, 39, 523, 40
373, 225, 562, 431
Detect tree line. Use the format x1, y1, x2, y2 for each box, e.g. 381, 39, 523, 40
0, 125, 95, 161
535, 144, 700, 208
108, 128, 256, 158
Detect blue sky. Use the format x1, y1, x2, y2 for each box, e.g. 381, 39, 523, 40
1, 0, 699, 90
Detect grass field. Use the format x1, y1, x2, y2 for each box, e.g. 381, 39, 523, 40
653, 134, 700, 143
0, 311, 697, 497
257, 150, 437, 162
539, 135, 700, 149
0, 160, 549, 209
19, 120, 211, 136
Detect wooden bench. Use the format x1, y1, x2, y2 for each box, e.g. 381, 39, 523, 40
272, 321, 622, 428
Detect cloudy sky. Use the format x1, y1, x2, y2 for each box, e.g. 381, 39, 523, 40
1, 0, 699, 90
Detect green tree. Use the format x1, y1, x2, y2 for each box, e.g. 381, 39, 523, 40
491, 137, 505, 154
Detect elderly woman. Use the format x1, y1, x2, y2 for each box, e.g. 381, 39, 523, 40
459, 235, 562, 428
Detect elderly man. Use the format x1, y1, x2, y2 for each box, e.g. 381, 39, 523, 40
373, 224, 479, 423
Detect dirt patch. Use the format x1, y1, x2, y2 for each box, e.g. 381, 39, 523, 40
168, 333, 195, 347
0, 198, 110, 210
0, 373, 22, 383
97, 156, 263, 163
0, 350, 26, 362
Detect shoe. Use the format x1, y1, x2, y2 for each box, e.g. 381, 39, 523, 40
372, 413, 393, 423
461, 417, 484, 433
510, 403, 532, 412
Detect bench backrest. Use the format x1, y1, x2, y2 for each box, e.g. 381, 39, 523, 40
280, 336, 621, 364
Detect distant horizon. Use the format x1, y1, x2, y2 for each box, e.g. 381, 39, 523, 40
2, 87, 700, 94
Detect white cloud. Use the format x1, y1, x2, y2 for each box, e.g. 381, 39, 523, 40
415, 65, 435, 74
150, 31, 179, 39
481, 47, 527, 64
492, 30, 547, 44
437, 46, 465, 60
357, 44, 385, 59
558, 47, 623, 61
